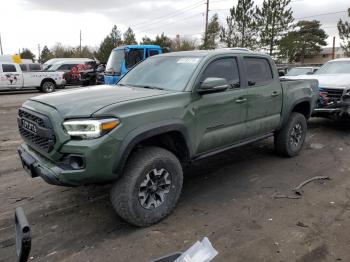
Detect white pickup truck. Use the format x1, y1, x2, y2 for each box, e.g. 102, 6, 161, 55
283, 58, 350, 119
0, 62, 66, 93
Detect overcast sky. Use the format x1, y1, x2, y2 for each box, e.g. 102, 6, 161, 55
0, 0, 349, 57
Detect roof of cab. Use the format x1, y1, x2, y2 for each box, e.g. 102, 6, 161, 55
113, 45, 162, 50
159, 49, 270, 58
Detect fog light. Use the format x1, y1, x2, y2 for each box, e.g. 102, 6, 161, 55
69, 156, 85, 170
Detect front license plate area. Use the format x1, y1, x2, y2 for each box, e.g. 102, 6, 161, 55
21, 119, 38, 134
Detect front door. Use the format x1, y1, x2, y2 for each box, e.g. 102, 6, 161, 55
0, 64, 22, 89
193, 57, 248, 154
243, 57, 282, 138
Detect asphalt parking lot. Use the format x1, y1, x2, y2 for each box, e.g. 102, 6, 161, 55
1, 88, 350, 262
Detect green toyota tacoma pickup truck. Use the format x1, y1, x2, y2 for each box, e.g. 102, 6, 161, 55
18, 50, 318, 226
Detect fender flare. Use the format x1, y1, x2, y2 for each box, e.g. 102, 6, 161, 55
281, 98, 312, 128
113, 119, 193, 175
40, 78, 57, 87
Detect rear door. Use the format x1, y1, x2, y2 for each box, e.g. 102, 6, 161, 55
243, 57, 282, 138
193, 57, 248, 154
0, 64, 23, 88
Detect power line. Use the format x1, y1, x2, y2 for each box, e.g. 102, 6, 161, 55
134, 12, 204, 34
131, 0, 205, 29
295, 10, 347, 20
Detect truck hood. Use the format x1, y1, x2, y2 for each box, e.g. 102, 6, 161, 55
30, 85, 175, 117
283, 74, 350, 89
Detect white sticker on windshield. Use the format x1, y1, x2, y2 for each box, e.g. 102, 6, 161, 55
177, 58, 200, 64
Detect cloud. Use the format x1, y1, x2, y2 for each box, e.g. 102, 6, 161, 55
2, 0, 349, 56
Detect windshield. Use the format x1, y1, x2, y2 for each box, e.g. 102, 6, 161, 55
287, 67, 312, 76
106, 49, 125, 74
119, 56, 202, 91
316, 61, 350, 74
47, 63, 63, 71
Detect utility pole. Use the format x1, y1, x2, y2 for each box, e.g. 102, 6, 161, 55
0, 33, 3, 55
332, 36, 336, 60
204, 0, 209, 46
38, 44, 41, 63
79, 30, 82, 55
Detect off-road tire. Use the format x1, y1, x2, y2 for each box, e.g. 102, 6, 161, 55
41, 80, 56, 93
110, 146, 183, 227
274, 112, 307, 157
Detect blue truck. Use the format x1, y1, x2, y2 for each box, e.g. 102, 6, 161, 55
104, 45, 163, 85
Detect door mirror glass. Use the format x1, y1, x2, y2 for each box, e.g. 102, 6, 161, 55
198, 77, 229, 94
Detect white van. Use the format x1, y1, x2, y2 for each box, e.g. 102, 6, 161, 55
43, 58, 94, 70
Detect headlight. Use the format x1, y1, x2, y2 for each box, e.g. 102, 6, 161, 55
63, 118, 120, 139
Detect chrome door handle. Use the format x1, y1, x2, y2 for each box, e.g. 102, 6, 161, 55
235, 98, 247, 103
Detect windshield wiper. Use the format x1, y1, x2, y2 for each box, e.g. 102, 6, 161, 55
143, 86, 164, 90
132, 85, 164, 90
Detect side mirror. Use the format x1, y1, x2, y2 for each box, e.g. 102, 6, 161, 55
197, 77, 229, 94
278, 71, 285, 77
306, 71, 313, 75
15, 207, 31, 262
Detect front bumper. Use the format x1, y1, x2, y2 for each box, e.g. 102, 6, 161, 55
313, 102, 350, 117
18, 133, 121, 186
18, 144, 73, 186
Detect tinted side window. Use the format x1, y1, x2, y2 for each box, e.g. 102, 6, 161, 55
149, 50, 159, 57
126, 49, 144, 68
244, 57, 273, 86
2, 64, 17, 73
20, 64, 28, 72
29, 64, 41, 71
201, 58, 240, 88
58, 64, 77, 70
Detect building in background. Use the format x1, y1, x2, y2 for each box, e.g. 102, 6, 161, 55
304, 47, 347, 64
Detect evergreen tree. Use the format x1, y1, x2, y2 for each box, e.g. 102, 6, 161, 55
337, 8, 350, 56
255, 0, 294, 55
40, 45, 54, 63
279, 20, 327, 63
277, 31, 298, 62
20, 48, 35, 61
95, 36, 114, 63
202, 13, 220, 49
123, 27, 137, 45
220, 0, 257, 49
153, 33, 172, 48
110, 25, 123, 46
141, 36, 154, 45
95, 25, 123, 63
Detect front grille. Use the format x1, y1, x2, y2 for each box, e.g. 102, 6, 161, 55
18, 109, 46, 127
319, 88, 344, 101
18, 108, 56, 152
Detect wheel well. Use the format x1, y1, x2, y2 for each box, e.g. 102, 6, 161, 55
40, 78, 56, 87
292, 101, 311, 119
131, 131, 190, 164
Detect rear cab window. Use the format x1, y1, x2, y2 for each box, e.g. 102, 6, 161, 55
2, 64, 17, 73
29, 64, 42, 71
201, 57, 240, 89
244, 57, 273, 86
20, 64, 28, 72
